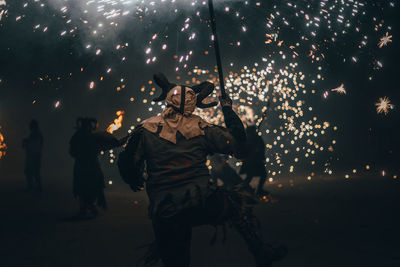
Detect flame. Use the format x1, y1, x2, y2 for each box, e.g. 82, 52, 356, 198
0, 126, 6, 160
107, 110, 125, 134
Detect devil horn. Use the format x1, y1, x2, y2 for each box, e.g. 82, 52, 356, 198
153, 72, 176, 102
193, 82, 218, 108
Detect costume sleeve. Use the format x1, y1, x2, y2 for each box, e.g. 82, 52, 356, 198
221, 106, 247, 143
117, 126, 145, 191
94, 132, 121, 151
205, 125, 247, 159
204, 106, 247, 159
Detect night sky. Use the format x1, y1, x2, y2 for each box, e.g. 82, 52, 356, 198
0, 0, 399, 180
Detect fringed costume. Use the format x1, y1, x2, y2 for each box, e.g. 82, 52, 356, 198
118, 73, 286, 267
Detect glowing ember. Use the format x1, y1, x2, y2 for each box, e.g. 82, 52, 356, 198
0, 126, 6, 160
107, 110, 125, 134
375, 96, 393, 115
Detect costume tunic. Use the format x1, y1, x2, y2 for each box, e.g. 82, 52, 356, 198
119, 106, 247, 218
22, 132, 43, 178
69, 131, 120, 207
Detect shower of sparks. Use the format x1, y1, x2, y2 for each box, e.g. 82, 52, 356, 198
331, 84, 346, 95
375, 96, 393, 115
107, 110, 125, 134
1, 0, 397, 178
378, 32, 393, 48
0, 127, 6, 160
6, 0, 396, 81
139, 61, 337, 178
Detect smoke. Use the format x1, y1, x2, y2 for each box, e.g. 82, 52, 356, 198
43, 0, 246, 48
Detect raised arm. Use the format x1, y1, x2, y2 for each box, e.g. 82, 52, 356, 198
205, 96, 247, 159
117, 126, 146, 192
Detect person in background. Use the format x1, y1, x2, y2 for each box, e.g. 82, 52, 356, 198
69, 117, 127, 219
22, 119, 44, 192
240, 125, 269, 197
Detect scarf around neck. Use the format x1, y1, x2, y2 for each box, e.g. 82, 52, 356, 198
142, 86, 211, 144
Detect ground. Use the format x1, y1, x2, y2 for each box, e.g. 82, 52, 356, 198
1, 173, 400, 267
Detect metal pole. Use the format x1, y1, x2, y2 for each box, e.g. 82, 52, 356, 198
208, 0, 227, 98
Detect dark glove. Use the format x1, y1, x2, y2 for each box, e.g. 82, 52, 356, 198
219, 96, 233, 108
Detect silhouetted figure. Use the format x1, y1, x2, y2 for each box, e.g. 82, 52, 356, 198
210, 154, 243, 190
22, 120, 43, 192
118, 73, 286, 267
69, 117, 126, 219
240, 125, 268, 197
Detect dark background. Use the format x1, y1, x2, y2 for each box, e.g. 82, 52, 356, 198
0, 1, 399, 266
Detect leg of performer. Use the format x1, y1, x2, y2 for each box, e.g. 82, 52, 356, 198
24, 160, 34, 192
152, 216, 192, 267
34, 158, 42, 192
244, 174, 253, 185
256, 174, 268, 196
226, 192, 287, 267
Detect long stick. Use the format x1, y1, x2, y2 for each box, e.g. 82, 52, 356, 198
257, 100, 271, 131
208, 0, 226, 98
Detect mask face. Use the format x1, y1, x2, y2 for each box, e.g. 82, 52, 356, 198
166, 86, 197, 115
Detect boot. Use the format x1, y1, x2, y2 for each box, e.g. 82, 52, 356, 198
228, 193, 287, 266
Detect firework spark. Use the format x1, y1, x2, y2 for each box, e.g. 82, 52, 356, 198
378, 32, 393, 48
375, 96, 393, 115
0, 0, 6, 21
331, 84, 346, 95
139, 61, 337, 178
2, 0, 397, 179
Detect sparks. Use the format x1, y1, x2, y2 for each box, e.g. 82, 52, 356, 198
375, 96, 393, 115
331, 84, 346, 94
378, 32, 393, 48
0, 0, 6, 21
